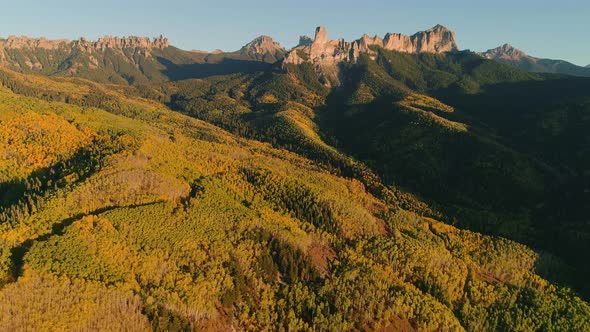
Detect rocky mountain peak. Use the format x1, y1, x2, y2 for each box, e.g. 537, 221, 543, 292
314, 26, 328, 45
427, 24, 450, 32
498, 44, 520, 53
413, 24, 458, 53
153, 35, 170, 48
479, 44, 590, 77
482, 44, 527, 61
241, 35, 284, 55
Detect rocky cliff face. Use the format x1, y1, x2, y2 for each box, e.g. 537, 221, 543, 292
0, 35, 169, 52
74, 35, 169, 52
282, 27, 351, 86
283, 25, 458, 86
357, 24, 458, 55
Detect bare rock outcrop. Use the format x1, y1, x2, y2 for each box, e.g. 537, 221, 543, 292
74, 35, 170, 53
0, 35, 169, 52
0, 36, 69, 50
283, 25, 458, 86
283, 27, 353, 86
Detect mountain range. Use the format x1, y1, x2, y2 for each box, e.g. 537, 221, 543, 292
2, 25, 588, 83
1, 24, 590, 331
0, 25, 458, 85
0, 34, 281, 84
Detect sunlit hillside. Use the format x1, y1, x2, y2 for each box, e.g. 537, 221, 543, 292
0, 65, 589, 331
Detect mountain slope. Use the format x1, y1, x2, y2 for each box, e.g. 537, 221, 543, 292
482, 44, 590, 77
150, 46, 590, 299
322, 49, 590, 294
2, 25, 590, 331
1, 66, 589, 331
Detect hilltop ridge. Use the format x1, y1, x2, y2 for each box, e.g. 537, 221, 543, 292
0, 35, 170, 50
481, 43, 590, 77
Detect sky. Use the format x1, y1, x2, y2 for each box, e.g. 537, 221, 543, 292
1, 0, 588, 66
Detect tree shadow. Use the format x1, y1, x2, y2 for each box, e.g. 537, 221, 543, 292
534, 246, 590, 300
435, 76, 590, 127
157, 56, 272, 80
8, 201, 161, 280
320, 75, 590, 300
0, 146, 104, 224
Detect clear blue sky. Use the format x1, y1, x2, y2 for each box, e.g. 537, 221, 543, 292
2, 0, 588, 66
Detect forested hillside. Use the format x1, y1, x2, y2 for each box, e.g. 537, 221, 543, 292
139, 49, 590, 299
1, 38, 590, 331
